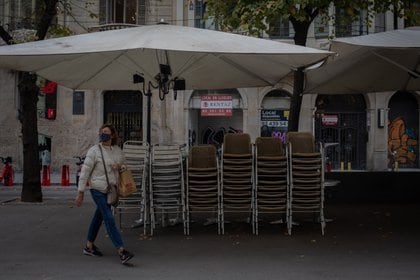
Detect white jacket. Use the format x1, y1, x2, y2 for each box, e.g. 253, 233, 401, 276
77, 143, 125, 193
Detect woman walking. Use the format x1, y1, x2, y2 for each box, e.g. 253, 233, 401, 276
75, 123, 134, 264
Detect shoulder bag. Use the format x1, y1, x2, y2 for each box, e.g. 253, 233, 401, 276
98, 144, 119, 206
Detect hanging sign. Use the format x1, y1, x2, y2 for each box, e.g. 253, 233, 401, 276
261, 110, 288, 128
41, 81, 57, 95
322, 114, 338, 126
261, 110, 289, 143
201, 95, 232, 116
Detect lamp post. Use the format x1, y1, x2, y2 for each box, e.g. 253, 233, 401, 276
132, 66, 185, 144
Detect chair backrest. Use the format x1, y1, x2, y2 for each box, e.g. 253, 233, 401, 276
255, 137, 284, 156
123, 141, 149, 160
152, 144, 181, 162
188, 145, 217, 168
223, 133, 251, 154
287, 132, 316, 153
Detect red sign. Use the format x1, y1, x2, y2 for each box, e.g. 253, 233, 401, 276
41, 81, 57, 94
322, 114, 338, 126
201, 95, 232, 116
47, 108, 56, 119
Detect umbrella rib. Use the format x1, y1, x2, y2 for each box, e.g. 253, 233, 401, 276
370, 50, 420, 78
403, 53, 420, 90
174, 53, 210, 78
72, 51, 129, 89
122, 51, 155, 81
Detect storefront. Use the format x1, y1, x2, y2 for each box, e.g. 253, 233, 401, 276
188, 89, 243, 149
103, 90, 143, 144
388, 91, 419, 169
314, 94, 367, 170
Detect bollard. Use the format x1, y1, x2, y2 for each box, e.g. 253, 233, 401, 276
61, 165, 70, 186
326, 161, 332, 172
347, 162, 352, 171
394, 161, 399, 172
3, 164, 13, 186
0, 157, 14, 186
41, 165, 51, 186
340, 161, 344, 171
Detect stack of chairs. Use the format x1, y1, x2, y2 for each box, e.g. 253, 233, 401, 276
254, 137, 289, 235
185, 145, 220, 235
220, 133, 254, 234
115, 141, 149, 235
287, 132, 325, 235
149, 144, 185, 235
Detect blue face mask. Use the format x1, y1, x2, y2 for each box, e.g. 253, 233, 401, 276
99, 133, 111, 142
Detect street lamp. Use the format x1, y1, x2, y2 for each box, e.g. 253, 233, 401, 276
132, 65, 186, 144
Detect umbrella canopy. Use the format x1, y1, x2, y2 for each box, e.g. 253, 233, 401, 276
305, 27, 420, 94
0, 24, 331, 90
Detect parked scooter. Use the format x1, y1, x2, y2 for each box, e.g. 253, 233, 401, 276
74, 156, 85, 187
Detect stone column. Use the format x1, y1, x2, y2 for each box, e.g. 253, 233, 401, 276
369, 92, 393, 171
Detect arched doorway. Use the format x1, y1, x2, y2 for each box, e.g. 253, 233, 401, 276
315, 94, 367, 170
260, 90, 291, 143
104, 90, 143, 145
188, 89, 243, 148
388, 91, 419, 169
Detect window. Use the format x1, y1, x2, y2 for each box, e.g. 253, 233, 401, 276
314, 14, 329, 39
194, 1, 205, 28
374, 13, 385, 33
73, 91, 85, 115
21, 0, 35, 27
0, 1, 4, 21
335, 8, 368, 37
99, 0, 146, 25
5, 0, 38, 30
268, 18, 292, 39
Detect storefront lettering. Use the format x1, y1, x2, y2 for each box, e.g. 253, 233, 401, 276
321, 114, 338, 126
261, 121, 288, 128
201, 95, 233, 116
271, 131, 287, 143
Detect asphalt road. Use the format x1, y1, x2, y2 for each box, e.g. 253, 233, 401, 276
1, 186, 419, 280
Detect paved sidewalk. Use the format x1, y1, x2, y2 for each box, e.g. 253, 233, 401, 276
1, 186, 420, 280
13, 171, 75, 186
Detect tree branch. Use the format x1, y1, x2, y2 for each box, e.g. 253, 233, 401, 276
0, 26, 13, 45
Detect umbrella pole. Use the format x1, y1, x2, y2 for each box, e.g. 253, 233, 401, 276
146, 85, 152, 144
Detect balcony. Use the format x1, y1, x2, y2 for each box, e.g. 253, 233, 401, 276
88, 23, 139, 33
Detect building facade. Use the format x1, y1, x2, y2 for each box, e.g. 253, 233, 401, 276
0, 0, 419, 174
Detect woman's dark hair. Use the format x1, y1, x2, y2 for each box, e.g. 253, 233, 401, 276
99, 123, 118, 145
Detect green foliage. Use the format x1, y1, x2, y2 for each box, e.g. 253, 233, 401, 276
10, 29, 39, 44
205, 0, 419, 130
205, 0, 420, 40
47, 24, 75, 38
9, 17, 74, 43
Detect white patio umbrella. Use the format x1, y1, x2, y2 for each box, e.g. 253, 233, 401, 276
304, 27, 420, 94
0, 24, 330, 90
0, 24, 331, 142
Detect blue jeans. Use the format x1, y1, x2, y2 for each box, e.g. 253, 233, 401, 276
87, 189, 124, 248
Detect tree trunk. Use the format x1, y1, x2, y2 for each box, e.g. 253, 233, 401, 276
36, 0, 59, 40
288, 67, 305, 131
288, 19, 311, 132
12, 0, 57, 202
18, 73, 42, 202
0, 26, 13, 44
